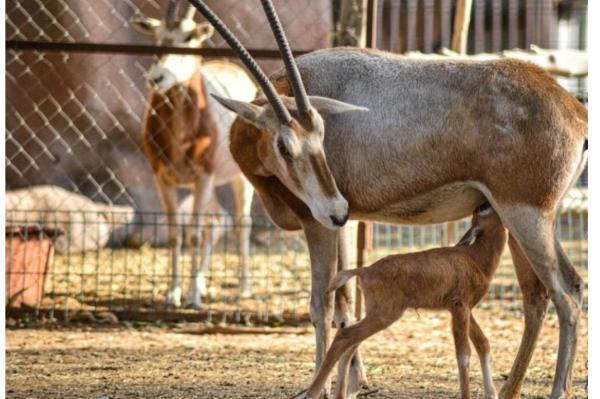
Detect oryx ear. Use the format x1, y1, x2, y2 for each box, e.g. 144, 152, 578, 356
196, 22, 215, 42
455, 226, 481, 247
308, 96, 369, 115
130, 14, 162, 35
211, 94, 267, 128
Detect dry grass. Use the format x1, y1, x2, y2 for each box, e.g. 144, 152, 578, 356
6, 309, 588, 398
38, 239, 587, 321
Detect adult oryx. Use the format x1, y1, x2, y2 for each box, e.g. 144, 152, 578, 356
130, 0, 256, 308
188, 1, 587, 398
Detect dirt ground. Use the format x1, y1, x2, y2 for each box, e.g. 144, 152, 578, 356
6, 309, 587, 399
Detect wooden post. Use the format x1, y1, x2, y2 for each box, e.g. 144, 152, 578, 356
353, 0, 377, 321
447, 221, 459, 246
355, 222, 366, 319
365, 0, 378, 49
451, 0, 473, 54
355, 221, 373, 319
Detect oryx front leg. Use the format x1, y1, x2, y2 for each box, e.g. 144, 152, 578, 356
186, 173, 215, 309
333, 222, 366, 399
232, 175, 254, 298
303, 220, 339, 399
469, 315, 498, 399
155, 177, 183, 307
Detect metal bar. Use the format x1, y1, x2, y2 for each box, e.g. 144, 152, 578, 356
423, 0, 434, 53
389, 0, 401, 53
5, 40, 312, 58
406, 0, 417, 51
526, 0, 536, 47
440, 0, 452, 50
474, 0, 485, 53
492, 0, 502, 52
366, 0, 378, 49
508, 0, 519, 48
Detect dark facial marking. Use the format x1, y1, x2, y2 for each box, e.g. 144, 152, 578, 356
277, 137, 291, 158
285, 158, 303, 191
309, 153, 338, 198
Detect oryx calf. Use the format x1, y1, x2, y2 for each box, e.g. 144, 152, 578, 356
300, 202, 507, 399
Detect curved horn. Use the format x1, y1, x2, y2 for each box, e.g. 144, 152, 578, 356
260, 0, 310, 116
187, 0, 292, 125
184, 4, 196, 20
166, 0, 179, 24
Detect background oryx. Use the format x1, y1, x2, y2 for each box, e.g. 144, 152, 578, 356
131, 0, 256, 308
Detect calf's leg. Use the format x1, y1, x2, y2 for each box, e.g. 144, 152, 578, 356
469, 314, 498, 399
305, 314, 390, 399
451, 305, 472, 399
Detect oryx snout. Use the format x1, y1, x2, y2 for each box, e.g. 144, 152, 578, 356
146, 64, 174, 92
329, 199, 350, 227
307, 194, 349, 230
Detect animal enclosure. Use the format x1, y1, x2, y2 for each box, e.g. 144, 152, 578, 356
6, 0, 588, 328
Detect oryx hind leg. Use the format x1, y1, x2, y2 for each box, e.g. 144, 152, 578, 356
497, 205, 583, 399
499, 234, 549, 399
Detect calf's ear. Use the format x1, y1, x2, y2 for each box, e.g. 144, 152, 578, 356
455, 226, 480, 247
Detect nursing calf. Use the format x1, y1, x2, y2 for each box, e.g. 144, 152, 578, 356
300, 203, 507, 399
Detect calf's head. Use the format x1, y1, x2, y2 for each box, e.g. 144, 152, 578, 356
456, 202, 504, 246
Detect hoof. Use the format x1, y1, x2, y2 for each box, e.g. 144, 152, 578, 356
238, 280, 253, 298
185, 302, 203, 310
166, 287, 182, 308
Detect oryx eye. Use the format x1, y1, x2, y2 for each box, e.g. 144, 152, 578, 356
477, 202, 492, 214
277, 139, 291, 159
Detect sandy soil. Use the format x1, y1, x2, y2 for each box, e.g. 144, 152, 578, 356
6, 309, 587, 399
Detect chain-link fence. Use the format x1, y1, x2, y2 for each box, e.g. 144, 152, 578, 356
6, 0, 588, 325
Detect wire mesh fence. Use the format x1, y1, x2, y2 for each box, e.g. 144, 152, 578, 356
5, 0, 588, 325
6, 210, 313, 324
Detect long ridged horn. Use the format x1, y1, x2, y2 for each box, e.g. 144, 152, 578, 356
260, 0, 310, 117
187, 0, 292, 125
166, 0, 179, 25
184, 4, 196, 20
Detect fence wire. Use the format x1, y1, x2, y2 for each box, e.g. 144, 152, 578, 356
5, 0, 588, 325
